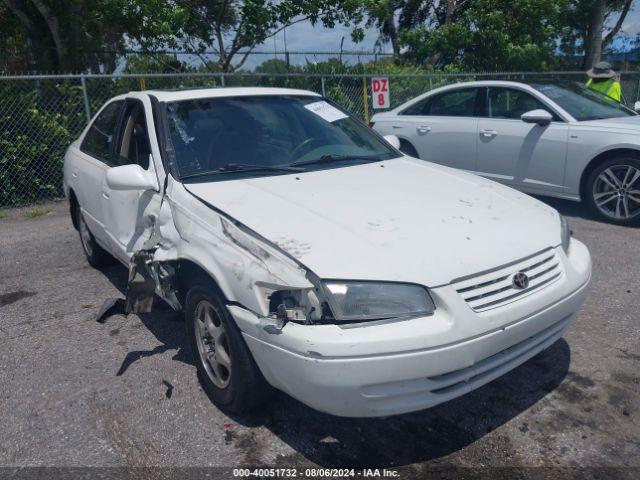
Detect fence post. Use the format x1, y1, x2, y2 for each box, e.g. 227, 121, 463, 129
321, 76, 326, 96
80, 74, 91, 123
362, 76, 369, 124
139, 77, 146, 90
429, 77, 433, 90
220, 74, 226, 87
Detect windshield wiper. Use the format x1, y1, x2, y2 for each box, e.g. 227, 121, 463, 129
289, 154, 384, 168
180, 163, 303, 180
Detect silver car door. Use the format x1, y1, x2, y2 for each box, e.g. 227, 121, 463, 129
386, 87, 480, 172
476, 87, 569, 194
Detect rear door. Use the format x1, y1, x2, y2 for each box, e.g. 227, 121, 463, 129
101, 98, 161, 262
74, 100, 124, 246
475, 87, 569, 194
383, 87, 481, 172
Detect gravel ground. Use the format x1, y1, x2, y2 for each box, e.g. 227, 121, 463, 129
0, 198, 638, 478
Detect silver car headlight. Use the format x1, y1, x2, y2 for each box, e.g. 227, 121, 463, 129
321, 281, 435, 322
560, 215, 572, 253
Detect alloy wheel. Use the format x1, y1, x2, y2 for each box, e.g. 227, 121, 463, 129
592, 165, 640, 221
194, 300, 232, 388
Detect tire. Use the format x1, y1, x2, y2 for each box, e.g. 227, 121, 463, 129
399, 140, 419, 158
585, 156, 640, 226
185, 283, 273, 414
75, 205, 114, 268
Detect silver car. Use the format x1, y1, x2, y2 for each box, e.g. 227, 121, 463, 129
371, 80, 640, 226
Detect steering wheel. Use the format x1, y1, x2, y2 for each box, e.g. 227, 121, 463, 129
289, 137, 322, 162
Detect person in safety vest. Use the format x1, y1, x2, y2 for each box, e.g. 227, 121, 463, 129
586, 61, 621, 102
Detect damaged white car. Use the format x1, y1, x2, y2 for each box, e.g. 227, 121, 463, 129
63, 88, 592, 417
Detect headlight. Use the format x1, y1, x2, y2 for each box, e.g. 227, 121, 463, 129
321, 281, 435, 322
560, 215, 572, 253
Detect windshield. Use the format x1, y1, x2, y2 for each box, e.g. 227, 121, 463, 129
531, 83, 636, 121
165, 95, 398, 180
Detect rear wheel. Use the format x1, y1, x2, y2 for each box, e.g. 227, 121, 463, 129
585, 157, 640, 226
185, 283, 272, 413
75, 206, 113, 268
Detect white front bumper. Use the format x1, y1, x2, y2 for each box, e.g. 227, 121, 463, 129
229, 240, 592, 417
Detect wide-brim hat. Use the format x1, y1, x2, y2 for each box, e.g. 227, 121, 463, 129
587, 61, 616, 79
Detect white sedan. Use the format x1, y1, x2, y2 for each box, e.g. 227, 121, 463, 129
371, 80, 640, 226
63, 87, 591, 417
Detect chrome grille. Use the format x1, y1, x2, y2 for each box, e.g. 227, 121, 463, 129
453, 248, 563, 312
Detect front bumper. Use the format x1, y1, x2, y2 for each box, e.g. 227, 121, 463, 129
230, 240, 591, 417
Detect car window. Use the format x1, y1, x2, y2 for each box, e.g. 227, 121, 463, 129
80, 101, 123, 162
402, 88, 479, 117
165, 95, 398, 179
486, 88, 556, 120
531, 83, 635, 121
115, 101, 151, 169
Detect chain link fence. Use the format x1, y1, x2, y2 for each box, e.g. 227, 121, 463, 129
2, 71, 640, 207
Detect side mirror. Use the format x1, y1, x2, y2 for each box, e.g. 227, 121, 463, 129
383, 134, 401, 149
521, 109, 553, 126
106, 164, 158, 191
634, 101, 640, 113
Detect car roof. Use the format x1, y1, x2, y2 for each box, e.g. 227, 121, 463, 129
141, 87, 322, 102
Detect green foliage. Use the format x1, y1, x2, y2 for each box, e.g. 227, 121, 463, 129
401, 0, 564, 71
0, 81, 84, 206
23, 207, 52, 218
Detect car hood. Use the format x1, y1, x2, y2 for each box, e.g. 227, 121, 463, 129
579, 115, 640, 131
185, 158, 561, 286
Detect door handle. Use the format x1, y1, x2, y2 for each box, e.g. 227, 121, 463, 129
71, 169, 79, 178
416, 125, 431, 134
102, 192, 110, 200
480, 129, 498, 137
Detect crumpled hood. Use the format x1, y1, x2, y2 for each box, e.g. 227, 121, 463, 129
185, 157, 561, 286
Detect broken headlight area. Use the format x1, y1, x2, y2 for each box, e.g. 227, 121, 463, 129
321, 280, 435, 323
266, 281, 435, 326
267, 287, 323, 325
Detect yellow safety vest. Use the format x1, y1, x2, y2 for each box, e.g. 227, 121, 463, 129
586, 78, 622, 102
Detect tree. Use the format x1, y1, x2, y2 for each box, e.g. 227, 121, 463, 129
560, 0, 635, 69
1, 0, 137, 72
398, 0, 564, 71
128, 0, 365, 73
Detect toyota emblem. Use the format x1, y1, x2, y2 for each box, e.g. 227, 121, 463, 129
512, 272, 529, 290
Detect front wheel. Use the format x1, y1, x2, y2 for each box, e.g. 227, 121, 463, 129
185, 284, 272, 413
585, 157, 640, 226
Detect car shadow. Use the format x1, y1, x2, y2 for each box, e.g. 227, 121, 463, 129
531, 195, 598, 222
96, 261, 571, 469
225, 339, 570, 468
98, 262, 191, 376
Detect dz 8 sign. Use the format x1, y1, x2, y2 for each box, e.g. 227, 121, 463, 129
372, 77, 390, 109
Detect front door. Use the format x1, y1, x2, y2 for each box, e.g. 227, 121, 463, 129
475, 87, 569, 194
101, 99, 161, 263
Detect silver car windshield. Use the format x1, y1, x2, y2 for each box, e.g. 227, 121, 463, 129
165, 95, 398, 180
531, 83, 636, 121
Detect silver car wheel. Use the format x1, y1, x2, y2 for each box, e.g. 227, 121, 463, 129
78, 213, 94, 257
194, 300, 232, 389
593, 165, 640, 221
